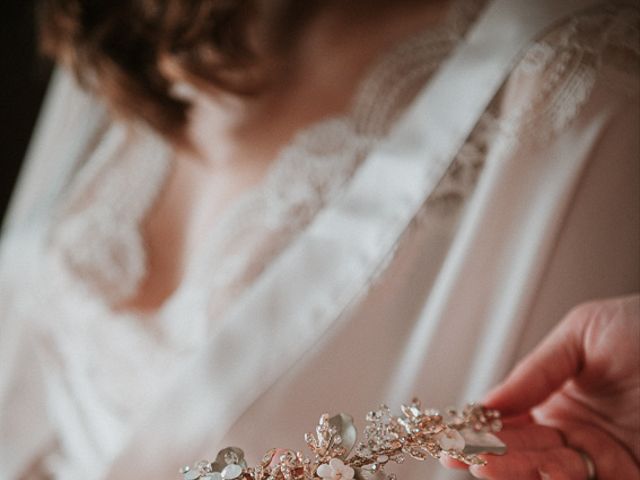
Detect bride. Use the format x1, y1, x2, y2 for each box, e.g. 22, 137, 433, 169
1, 0, 637, 478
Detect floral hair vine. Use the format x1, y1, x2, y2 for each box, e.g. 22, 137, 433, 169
179, 399, 507, 480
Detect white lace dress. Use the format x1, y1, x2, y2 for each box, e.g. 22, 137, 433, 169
0, 2, 638, 479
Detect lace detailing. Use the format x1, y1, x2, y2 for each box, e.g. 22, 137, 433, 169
491, 3, 640, 145
424, 113, 498, 216
52, 126, 171, 304
359, 3, 640, 306
50, 0, 484, 324
423, 3, 640, 213
187, 118, 375, 327
352, 0, 486, 136
177, 6, 488, 339
46, 0, 640, 353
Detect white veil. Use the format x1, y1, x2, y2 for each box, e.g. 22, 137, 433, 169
2, 68, 110, 234
0, 68, 111, 478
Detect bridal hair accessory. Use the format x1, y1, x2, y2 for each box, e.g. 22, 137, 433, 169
179, 399, 506, 480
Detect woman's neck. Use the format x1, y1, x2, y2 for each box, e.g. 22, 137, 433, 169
182, 0, 452, 168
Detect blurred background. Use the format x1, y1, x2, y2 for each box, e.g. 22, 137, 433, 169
1, 0, 52, 226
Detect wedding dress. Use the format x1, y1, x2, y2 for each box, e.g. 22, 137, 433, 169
1, 1, 638, 479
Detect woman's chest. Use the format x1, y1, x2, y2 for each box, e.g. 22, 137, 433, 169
121, 147, 273, 312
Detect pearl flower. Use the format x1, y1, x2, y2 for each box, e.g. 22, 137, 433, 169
316, 458, 355, 480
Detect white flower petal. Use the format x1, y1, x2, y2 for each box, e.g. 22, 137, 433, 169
317, 464, 333, 478
340, 465, 355, 479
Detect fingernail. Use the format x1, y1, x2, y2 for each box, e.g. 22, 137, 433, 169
469, 465, 488, 479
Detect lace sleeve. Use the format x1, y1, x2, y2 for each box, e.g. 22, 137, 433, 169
423, 3, 639, 214
496, 2, 639, 144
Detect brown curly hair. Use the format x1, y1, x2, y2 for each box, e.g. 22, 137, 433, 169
38, 0, 313, 142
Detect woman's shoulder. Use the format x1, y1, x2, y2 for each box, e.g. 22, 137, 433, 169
495, 3, 639, 143
523, 2, 639, 98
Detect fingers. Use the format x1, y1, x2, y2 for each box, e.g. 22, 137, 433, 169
494, 424, 564, 451
543, 419, 640, 480
467, 447, 590, 480
439, 457, 467, 470
482, 306, 589, 416
439, 424, 565, 471
441, 421, 640, 480
467, 296, 640, 478
501, 413, 534, 428
484, 296, 640, 416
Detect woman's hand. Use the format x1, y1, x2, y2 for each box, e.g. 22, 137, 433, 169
443, 295, 640, 479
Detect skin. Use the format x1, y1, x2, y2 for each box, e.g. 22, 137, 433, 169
441, 295, 640, 479
121, 0, 451, 312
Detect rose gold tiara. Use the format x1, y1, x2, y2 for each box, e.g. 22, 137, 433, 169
179, 399, 506, 480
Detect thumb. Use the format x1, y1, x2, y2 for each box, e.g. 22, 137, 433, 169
482, 307, 588, 416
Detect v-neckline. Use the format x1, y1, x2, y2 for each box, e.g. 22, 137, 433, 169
50, 0, 485, 337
